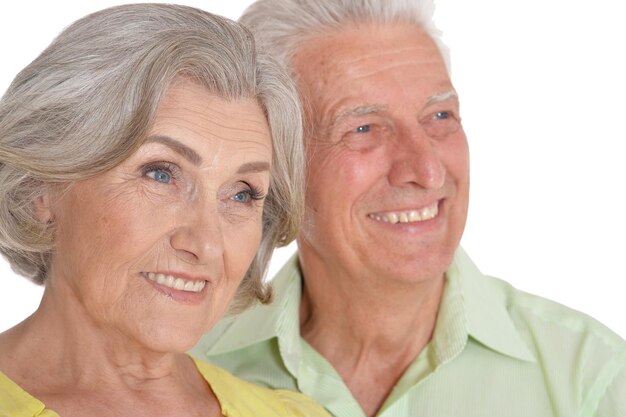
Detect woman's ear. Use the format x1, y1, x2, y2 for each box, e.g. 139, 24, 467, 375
33, 191, 54, 223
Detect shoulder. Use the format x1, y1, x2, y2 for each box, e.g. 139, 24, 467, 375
0, 370, 52, 417
272, 389, 332, 417
487, 275, 626, 413
487, 274, 625, 352
192, 358, 329, 417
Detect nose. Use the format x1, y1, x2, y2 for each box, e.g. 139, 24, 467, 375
387, 126, 446, 190
169, 198, 224, 264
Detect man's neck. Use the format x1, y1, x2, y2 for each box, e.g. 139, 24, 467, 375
298, 251, 445, 417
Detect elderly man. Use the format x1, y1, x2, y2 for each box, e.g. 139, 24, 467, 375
192, 1, 626, 416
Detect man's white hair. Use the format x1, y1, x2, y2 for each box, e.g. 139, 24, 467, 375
239, 0, 451, 75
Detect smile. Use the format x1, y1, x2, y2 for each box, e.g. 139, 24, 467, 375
368, 201, 439, 224
144, 272, 206, 293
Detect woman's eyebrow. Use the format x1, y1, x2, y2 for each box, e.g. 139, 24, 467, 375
236, 161, 270, 174
145, 135, 202, 165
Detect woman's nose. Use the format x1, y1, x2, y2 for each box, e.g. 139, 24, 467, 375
169, 199, 224, 264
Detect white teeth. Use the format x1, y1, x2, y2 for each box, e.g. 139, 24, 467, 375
145, 272, 206, 293
156, 274, 167, 285
165, 275, 175, 287
369, 202, 439, 224
173, 278, 185, 291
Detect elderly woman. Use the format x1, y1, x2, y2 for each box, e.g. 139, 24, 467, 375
0, 4, 329, 417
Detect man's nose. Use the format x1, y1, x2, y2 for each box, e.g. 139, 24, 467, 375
169, 198, 224, 264
387, 126, 446, 190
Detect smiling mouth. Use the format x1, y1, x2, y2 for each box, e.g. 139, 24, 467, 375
368, 201, 439, 224
143, 272, 206, 293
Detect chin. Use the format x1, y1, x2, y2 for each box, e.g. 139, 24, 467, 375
383, 246, 457, 283
137, 322, 206, 354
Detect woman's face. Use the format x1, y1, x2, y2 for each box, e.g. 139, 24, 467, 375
45, 78, 272, 352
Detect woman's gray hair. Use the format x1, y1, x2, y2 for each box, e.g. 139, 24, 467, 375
239, 0, 451, 75
0, 3, 304, 311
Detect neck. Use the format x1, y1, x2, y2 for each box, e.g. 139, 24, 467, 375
299, 255, 444, 353
0, 285, 186, 392
297, 247, 445, 417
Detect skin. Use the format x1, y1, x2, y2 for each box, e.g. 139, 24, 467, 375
293, 23, 470, 417
0, 78, 272, 417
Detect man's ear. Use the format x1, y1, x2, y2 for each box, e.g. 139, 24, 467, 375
33, 190, 54, 223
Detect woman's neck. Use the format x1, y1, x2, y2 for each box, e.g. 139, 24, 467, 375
0, 285, 199, 393
0, 287, 219, 417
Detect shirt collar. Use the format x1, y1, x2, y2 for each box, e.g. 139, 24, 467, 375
446, 247, 535, 362
204, 247, 535, 375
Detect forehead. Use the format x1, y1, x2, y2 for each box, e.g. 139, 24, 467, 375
150, 79, 272, 161
292, 23, 452, 120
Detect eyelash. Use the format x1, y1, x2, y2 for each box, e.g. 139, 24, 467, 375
141, 162, 178, 184
141, 161, 267, 206
235, 183, 266, 203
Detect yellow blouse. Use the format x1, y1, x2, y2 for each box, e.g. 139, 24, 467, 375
0, 357, 330, 417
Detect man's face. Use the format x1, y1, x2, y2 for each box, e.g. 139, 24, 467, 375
294, 23, 469, 284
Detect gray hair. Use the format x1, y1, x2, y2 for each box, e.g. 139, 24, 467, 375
0, 4, 304, 311
239, 0, 451, 76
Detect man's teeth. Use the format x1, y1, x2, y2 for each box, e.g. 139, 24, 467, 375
369, 203, 439, 224
146, 273, 206, 292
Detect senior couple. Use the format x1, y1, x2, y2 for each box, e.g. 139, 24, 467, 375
0, 1, 624, 416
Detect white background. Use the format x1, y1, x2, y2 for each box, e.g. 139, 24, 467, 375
1, 1, 624, 338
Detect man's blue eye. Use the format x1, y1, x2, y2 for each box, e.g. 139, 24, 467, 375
433, 111, 450, 120
147, 169, 171, 184
355, 125, 370, 133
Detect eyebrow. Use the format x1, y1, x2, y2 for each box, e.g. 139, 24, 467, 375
425, 90, 458, 107
146, 135, 270, 174
329, 91, 458, 128
330, 104, 388, 129
236, 161, 271, 174
145, 135, 202, 165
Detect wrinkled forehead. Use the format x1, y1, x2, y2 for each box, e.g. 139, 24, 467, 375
292, 22, 453, 127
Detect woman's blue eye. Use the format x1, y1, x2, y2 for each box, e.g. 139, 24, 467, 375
231, 186, 265, 204
232, 191, 251, 203
147, 169, 171, 184
355, 125, 371, 133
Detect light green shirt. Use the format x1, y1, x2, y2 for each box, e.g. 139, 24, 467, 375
192, 248, 626, 417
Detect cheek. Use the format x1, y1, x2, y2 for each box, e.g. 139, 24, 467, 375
92, 199, 162, 252
442, 135, 470, 221
222, 217, 264, 284
308, 149, 383, 212
56, 190, 174, 277
445, 133, 470, 180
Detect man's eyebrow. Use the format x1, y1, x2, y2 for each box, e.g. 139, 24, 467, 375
425, 90, 458, 107
330, 104, 388, 129
236, 161, 271, 174
145, 135, 202, 165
